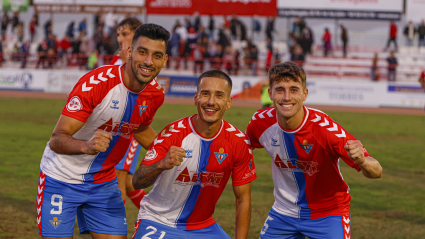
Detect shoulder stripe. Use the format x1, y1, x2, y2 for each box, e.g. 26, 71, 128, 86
81, 67, 116, 92
310, 114, 346, 138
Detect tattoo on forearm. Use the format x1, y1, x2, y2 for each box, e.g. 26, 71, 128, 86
133, 163, 164, 189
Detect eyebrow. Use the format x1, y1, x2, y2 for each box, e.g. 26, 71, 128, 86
135, 46, 164, 56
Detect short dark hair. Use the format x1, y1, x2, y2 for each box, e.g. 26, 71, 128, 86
268, 62, 307, 89
117, 17, 142, 32
132, 23, 170, 49
197, 70, 233, 93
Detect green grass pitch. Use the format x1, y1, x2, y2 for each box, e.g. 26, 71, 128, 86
0, 97, 424, 238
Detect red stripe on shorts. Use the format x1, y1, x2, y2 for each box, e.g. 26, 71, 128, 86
132, 219, 142, 239
341, 214, 351, 239
37, 171, 46, 236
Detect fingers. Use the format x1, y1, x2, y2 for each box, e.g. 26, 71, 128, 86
345, 140, 365, 161
168, 146, 187, 167
86, 131, 113, 154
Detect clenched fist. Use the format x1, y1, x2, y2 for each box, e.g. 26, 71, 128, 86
344, 140, 365, 165
159, 146, 187, 170
85, 130, 113, 155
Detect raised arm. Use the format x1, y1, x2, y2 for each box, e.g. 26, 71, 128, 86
345, 140, 383, 178
233, 183, 252, 239
49, 115, 112, 155
132, 146, 186, 189
133, 124, 158, 150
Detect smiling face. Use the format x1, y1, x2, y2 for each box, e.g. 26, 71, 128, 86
117, 25, 134, 50
128, 36, 168, 86
194, 77, 232, 126
269, 78, 308, 129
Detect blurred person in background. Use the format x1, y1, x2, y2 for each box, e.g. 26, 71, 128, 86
265, 16, 276, 41
298, 28, 313, 56
1, 11, 9, 38
168, 28, 181, 68
403, 21, 416, 47
104, 10, 117, 36
66, 21, 75, 40
371, 52, 380, 81
290, 44, 305, 67
386, 50, 398, 81
340, 24, 348, 57
44, 18, 52, 39
36, 39, 48, 69
29, 15, 37, 43
93, 25, 104, 53
11, 12, 19, 33
260, 78, 273, 109
16, 22, 24, 43
79, 18, 87, 35
385, 20, 398, 52
322, 28, 332, 57
252, 15, 261, 43
417, 20, 425, 47
87, 49, 99, 70
208, 14, 215, 41
192, 44, 204, 74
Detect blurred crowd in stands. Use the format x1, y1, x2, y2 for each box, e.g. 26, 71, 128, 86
0, 10, 424, 81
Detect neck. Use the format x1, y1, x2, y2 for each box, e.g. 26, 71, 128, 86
123, 63, 147, 92
192, 115, 222, 138
278, 106, 305, 130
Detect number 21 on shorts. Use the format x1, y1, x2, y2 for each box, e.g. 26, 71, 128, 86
142, 226, 166, 239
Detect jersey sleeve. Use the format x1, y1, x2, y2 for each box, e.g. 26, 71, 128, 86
246, 118, 263, 149
327, 121, 371, 172
421, 70, 425, 78
140, 125, 180, 166
231, 136, 257, 186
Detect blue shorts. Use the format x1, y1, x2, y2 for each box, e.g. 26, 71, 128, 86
259, 208, 351, 239
132, 219, 231, 239
36, 170, 127, 237
115, 139, 141, 175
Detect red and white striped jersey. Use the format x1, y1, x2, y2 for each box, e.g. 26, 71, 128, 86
110, 54, 123, 65
138, 116, 256, 230
40, 64, 164, 184
246, 106, 371, 219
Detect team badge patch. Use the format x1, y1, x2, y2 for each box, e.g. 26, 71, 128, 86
214, 148, 228, 164
49, 217, 62, 229
66, 96, 82, 112
300, 140, 313, 154
139, 101, 148, 116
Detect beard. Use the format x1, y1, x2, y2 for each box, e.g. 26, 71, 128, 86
131, 62, 157, 85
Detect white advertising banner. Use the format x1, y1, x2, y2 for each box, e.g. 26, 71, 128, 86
381, 82, 425, 108
278, 0, 403, 20
406, 0, 425, 23
0, 69, 48, 92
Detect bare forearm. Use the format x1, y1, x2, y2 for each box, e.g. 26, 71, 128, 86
50, 130, 88, 155
359, 156, 383, 178
235, 198, 251, 239
134, 126, 157, 150
132, 163, 165, 190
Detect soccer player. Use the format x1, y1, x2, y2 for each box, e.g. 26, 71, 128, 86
111, 17, 148, 209
36, 24, 170, 238
246, 62, 383, 239
132, 70, 256, 239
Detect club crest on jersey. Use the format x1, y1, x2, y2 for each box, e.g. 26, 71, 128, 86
49, 217, 62, 229
139, 101, 148, 116
185, 149, 193, 159
271, 138, 279, 147
110, 100, 119, 109
214, 148, 228, 164
144, 148, 157, 161
300, 140, 313, 154
66, 96, 82, 112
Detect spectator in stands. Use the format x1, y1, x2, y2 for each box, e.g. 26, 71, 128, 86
292, 17, 301, 38
298, 28, 314, 55
386, 50, 398, 81
79, 18, 87, 34
208, 14, 215, 41
44, 18, 52, 39
36, 40, 48, 69
94, 10, 101, 32
93, 25, 104, 52
385, 21, 398, 52
59, 35, 71, 60
29, 15, 37, 43
265, 16, 275, 40
340, 24, 348, 57
217, 28, 230, 50
322, 28, 332, 57
403, 21, 416, 47
260, 79, 273, 109
104, 10, 117, 36
183, 27, 198, 69
197, 25, 208, 43
371, 52, 380, 81
192, 44, 204, 74
19, 40, 30, 68
16, 22, 24, 43
11, 12, 19, 33
251, 15, 261, 43
47, 33, 57, 50
418, 20, 425, 47
230, 13, 239, 40
46, 48, 57, 68
193, 12, 201, 32
291, 44, 305, 67
1, 11, 9, 37
223, 45, 236, 75
248, 43, 258, 76
66, 21, 75, 40
87, 49, 99, 70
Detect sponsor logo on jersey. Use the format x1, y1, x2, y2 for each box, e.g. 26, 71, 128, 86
214, 148, 228, 164
110, 100, 119, 109
97, 118, 139, 139
300, 140, 313, 154
49, 217, 62, 229
139, 101, 148, 116
144, 148, 157, 161
242, 168, 256, 180
274, 154, 319, 176
174, 167, 224, 188
66, 96, 83, 112
271, 138, 279, 147
185, 149, 193, 159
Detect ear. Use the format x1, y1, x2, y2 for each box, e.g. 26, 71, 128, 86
194, 91, 198, 106
226, 96, 233, 111
302, 88, 308, 101
127, 46, 132, 60
268, 87, 272, 100
162, 54, 168, 68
